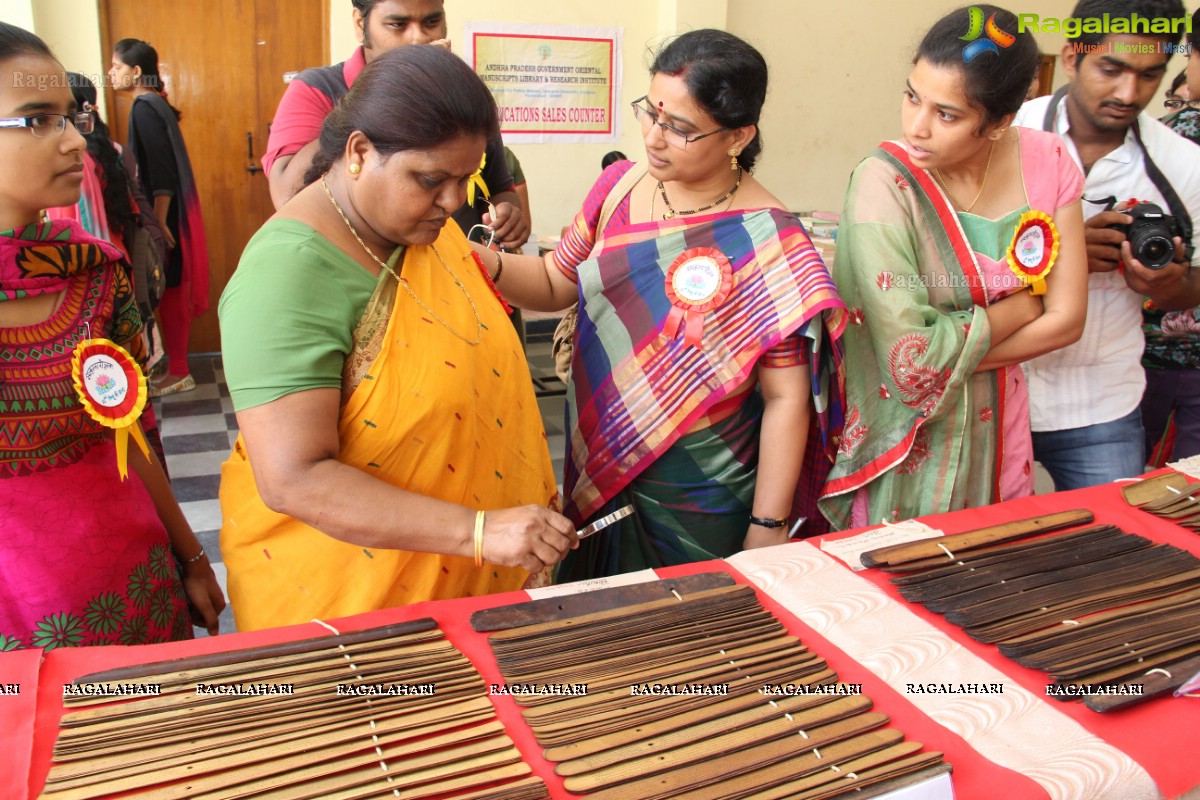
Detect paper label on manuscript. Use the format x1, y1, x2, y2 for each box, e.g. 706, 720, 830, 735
819, 520, 942, 572
525, 569, 658, 599
1168, 455, 1200, 482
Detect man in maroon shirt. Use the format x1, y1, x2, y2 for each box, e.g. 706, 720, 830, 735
264, 0, 530, 248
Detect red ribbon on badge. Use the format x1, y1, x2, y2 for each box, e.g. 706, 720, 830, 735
71, 338, 150, 479
662, 247, 733, 348
1006, 210, 1059, 296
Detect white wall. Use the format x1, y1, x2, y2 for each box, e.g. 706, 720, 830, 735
29, 0, 108, 120
729, 0, 1083, 214
0, 0, 35, 31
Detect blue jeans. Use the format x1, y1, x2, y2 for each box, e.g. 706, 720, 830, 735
1031, 408, 1145, 492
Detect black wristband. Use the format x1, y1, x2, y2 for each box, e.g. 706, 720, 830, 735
749, 515, 788, 529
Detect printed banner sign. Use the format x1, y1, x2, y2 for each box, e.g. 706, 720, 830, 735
464, 23, 621, 143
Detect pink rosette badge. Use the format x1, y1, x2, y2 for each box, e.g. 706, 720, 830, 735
1006, 210, 1060, 296
662, 247, 733, 348
71, 338, 150, 479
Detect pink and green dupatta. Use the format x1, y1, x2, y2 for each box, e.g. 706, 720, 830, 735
819, 142, 1006, 530
562, 208, 846, 527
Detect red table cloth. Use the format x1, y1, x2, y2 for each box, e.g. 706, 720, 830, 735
1, 476, 1196, 799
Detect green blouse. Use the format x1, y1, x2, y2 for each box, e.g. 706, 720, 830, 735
958, 207, 1027, 262
218, 219, 390, 411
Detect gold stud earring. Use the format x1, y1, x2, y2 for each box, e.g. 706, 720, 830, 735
729, 148, 739, 171
348, 163, 361, 174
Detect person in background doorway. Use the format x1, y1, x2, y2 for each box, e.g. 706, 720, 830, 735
504, 145, 531, 243
110, 38, 210, 397
1163, 69, 1191, 109
601, 150, 628, 170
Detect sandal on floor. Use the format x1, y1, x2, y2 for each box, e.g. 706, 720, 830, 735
149, 374, 196, 398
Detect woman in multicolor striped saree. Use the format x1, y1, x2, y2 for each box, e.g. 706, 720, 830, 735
819, 6, 1087, 530
477, 30, 846, 579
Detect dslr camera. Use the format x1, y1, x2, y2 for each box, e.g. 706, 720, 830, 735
1110, 203, 1182, 269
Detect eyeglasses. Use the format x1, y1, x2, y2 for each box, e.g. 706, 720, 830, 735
1164, 99, 1197, 110
630, 96, 725, 150
0, 112, 94, 138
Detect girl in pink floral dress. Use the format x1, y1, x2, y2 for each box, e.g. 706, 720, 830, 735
0, 23, 223, 650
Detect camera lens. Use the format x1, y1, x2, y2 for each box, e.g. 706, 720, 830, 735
1133, 234, 1174, 269
1125, 203, 1178, 269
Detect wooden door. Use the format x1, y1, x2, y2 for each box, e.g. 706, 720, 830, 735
1034, 53, 1057, 99
100, 0, 328, 354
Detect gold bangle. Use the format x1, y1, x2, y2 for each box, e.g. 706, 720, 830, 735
474, 510, 486, 567
491, 249, 504, 283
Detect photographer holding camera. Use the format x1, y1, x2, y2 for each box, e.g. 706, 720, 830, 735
1015, 0, 1200, 489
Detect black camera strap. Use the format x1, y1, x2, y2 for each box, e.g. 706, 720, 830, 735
1040, 86, 1068, 132
1042, 86, 1193, 258
1131, 121, 1194, 255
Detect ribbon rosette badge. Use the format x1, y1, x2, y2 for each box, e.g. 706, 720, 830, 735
662, 247, 733, 348
71, 338, 151, 479
1006, 210, 1060, 295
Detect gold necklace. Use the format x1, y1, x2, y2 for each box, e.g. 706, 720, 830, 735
658, 166, 743, 220
321, 177, 481, 346
935, 139, 995, 213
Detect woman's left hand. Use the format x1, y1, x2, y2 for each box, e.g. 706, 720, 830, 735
181, 560, 226, 636
743, 524, 790, 550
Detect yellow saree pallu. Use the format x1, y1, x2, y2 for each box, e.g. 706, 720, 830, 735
220, 228, 557, 632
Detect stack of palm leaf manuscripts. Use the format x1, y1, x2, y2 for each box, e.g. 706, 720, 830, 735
1123, 472, 1200, 531
39, 620, 548, 800
477, 574, 949, 799
862, 510, 1200, 711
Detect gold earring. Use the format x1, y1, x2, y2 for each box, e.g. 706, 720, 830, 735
348, 163, 361, 174
729, 148, 739, 171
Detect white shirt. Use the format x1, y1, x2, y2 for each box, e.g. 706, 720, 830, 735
1015, 95, 1200, 432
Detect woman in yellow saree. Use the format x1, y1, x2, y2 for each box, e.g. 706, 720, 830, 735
218, 47, 575, 632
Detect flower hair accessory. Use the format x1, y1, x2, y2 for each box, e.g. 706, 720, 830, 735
466, 152, 490, 206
